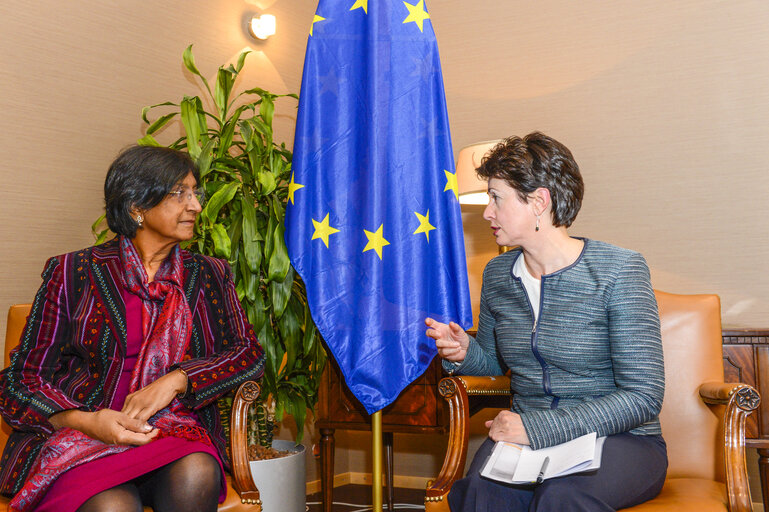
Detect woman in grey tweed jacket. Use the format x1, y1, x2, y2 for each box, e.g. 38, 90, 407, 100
426, 133, 667, 512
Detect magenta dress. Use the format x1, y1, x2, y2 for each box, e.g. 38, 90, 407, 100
33, 288, 226, 511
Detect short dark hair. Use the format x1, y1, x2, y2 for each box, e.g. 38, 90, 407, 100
476, 132, 584, 227
104, 145, 199, 238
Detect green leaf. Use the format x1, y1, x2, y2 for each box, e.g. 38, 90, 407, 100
214, 67, 235, 117
196, 138, 216, 178
302, 302, 317, 354
267, 222, 290, 282
270, 266, 293, 318
181, 96, 202, 158
263, 207, 276, 272
146, 112, 178, 135
242, 263, 258, 302
91, 213, 106, 235
211, 223, 231, 258
259, 326, 280, 391
249, 117, 271, 142
137, 134, 161, 147
259, 95, 275, 128
239, 119, 254, 152
243, 86, 268, 97
182, 44, 203, 76
241, 196, 263, 273
279, 304, 300, 369
91, 214, 112, 244
217, 106, 246, 159
141, 101, 178, 124
203, 181, 240, 223
250, 284, 267, 334
235, 50, 251, 73
182, 44, 211, 94
257, 171, 277, 196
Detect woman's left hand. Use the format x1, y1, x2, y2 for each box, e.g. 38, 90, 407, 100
121, 369, 188, 422
485, 410, 530, 445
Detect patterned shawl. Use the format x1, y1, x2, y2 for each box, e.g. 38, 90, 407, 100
10, 237, 211, 511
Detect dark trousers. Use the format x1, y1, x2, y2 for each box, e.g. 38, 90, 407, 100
448, 433, 667, 512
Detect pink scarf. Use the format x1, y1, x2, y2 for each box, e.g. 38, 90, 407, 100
11, 237, 211, 511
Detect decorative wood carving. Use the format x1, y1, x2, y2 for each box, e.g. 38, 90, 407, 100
230, 380, 262, 508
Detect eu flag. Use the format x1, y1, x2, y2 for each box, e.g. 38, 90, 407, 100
285, 0, 472, 414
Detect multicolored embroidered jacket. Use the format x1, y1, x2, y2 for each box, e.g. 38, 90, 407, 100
0, 238, 265, 495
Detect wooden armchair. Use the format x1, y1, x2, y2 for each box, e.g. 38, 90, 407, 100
425, 291, 761, 512
0, 304, 264, 512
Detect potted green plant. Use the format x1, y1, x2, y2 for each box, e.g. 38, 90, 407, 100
93, 46, 326, 456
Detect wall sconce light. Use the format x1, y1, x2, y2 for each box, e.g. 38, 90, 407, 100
249, 14, 277, 40
456, 140, 501, 205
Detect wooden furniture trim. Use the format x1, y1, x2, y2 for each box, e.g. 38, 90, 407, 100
230, 380, 262, 508
425, 375, 510, 505
700, 381, 761, 511
426, 375, 759, 511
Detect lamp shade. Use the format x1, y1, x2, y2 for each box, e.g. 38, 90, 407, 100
456, 140, 501, 205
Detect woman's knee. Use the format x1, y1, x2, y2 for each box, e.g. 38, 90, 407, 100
166, 452, 221, 490
532, 480, 612, 512
77, 484, 143, 512
144, 453, 221, 511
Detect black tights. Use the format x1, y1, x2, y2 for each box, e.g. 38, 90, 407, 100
76, 452, 221, 512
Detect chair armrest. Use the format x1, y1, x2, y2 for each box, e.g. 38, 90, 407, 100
229, 381, 262, 507
450, 375, 512, 395
699, 381, 760, 512
425, 376, 511, 511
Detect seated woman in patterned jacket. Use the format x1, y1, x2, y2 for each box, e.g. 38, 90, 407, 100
0, 145, 264, 512
426, 132, 667, 512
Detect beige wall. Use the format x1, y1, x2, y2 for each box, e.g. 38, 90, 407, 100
0, 0, 317, 341
2, 0, 769, 495
431, 0, 769, 329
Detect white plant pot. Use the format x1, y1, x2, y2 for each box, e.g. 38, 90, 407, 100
249, 439, 306, 512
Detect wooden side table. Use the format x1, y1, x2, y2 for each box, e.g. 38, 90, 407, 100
315, 357, 446, 512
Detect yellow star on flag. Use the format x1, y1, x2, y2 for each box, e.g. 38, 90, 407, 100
444, 169, 459, 200
413, 210, 436, 241
311, 213, 340, 248
287, 173, 304, 204
310, 14, 326, 36
402, 0, 430, 32
349, 0, 368, 13
363, 224, 390, 260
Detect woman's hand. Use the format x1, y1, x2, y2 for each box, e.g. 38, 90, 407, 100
49, 408, 158, 445
485, 410, 530, 445
121, 369, 188, 422
425, 318, 469, 362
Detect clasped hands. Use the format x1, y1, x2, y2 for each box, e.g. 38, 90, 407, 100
425, 317, 530, 445
49, 369, 188, 446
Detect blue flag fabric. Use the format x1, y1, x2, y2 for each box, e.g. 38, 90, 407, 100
285, 0, 473, 414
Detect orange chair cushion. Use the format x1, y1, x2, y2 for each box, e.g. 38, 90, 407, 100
619, 478, 727, 512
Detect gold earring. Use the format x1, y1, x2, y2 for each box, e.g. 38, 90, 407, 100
136, 214, 143, 227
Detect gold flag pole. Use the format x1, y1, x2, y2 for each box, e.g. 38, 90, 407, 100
372, 410, 383, 512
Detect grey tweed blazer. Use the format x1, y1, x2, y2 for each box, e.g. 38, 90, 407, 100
445, 239, 664, 450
